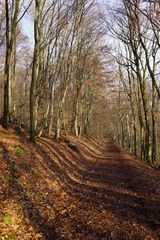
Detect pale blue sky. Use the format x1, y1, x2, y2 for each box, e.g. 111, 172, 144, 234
21, 12, 34, 44
20, 0, 118, 44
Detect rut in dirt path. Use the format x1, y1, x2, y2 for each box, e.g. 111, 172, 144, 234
37, 138, 160, 239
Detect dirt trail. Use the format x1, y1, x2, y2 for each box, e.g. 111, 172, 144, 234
0, 133, 160, 240
37, 138, 160, 240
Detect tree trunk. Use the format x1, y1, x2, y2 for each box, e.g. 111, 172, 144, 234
30, 0, 40, 142
3, 0, 20, 128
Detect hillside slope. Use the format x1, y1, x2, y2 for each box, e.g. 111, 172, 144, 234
0, 128, 160, 240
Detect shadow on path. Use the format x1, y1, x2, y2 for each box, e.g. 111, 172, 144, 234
36, 139, 160, 236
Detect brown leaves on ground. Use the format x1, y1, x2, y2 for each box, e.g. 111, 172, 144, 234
0, 128, 160, 240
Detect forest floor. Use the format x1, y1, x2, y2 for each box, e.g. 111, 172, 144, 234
0, 127, 160, 240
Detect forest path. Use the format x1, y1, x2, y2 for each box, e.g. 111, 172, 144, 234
36, 138, 160, 240
0, 133, 160, 240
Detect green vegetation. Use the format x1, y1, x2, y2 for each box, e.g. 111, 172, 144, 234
15, 145, 24, 157
4, 215, 13, 225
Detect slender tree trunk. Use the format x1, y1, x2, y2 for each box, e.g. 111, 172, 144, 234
3, 0, 11, 128
151, 85, 156, 162
30, 0, 40, 142
48, 82, 55, 136
56, 86, 68, 140
3, 0, 20, 128
12, 39, 17, 119
74, 97, 79, 136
